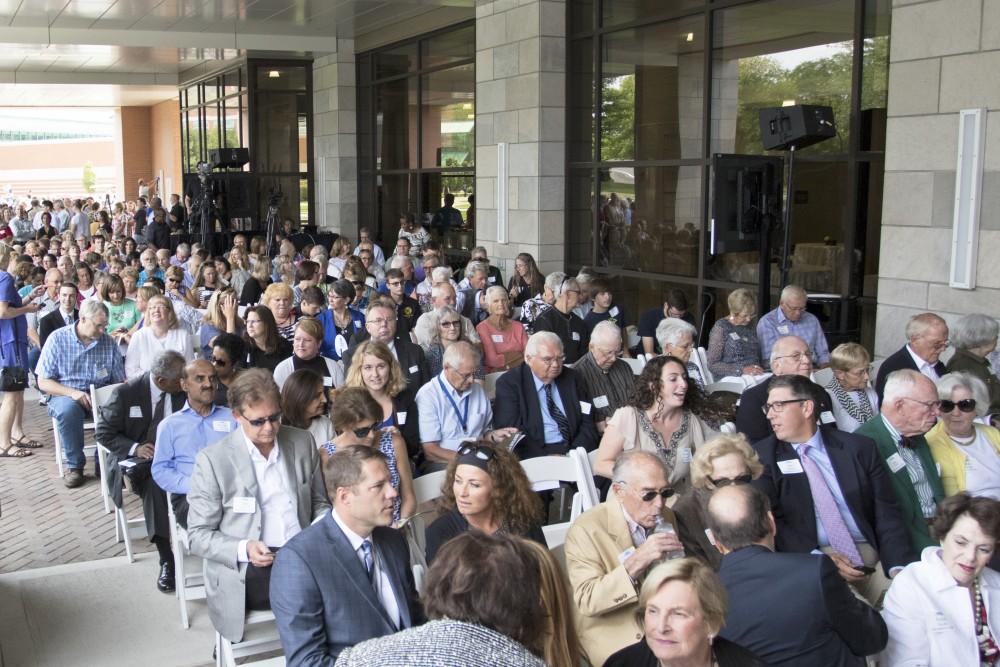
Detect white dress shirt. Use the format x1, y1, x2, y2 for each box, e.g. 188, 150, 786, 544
907, 344, 941, 382
236, 431, 300, 562
331, 508, 401, 628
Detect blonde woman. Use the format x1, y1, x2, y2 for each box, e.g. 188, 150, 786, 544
199, 288, 242, 359
124, 295, 193, 377
262, 281, 297, 341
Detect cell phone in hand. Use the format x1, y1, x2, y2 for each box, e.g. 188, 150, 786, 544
856, 565, 876, 575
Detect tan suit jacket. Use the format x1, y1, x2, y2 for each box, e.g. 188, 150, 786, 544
564, 497, 679, 667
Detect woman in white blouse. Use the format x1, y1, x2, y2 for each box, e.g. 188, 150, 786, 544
882, 493, 1000, 666
825, 343, 879, 432
124, 295, 193, 378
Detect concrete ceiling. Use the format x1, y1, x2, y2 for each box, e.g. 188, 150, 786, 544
0, 0, 474, 105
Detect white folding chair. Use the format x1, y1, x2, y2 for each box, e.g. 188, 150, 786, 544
96, 443, 147, 563
215, 609, 283, 667
167, 492, 206, 629
706, 380, 747, 395
812, 367, 834, 388
483, 371, 504, 402
568, 446, 600, 511
52, 381, 104, 479
623, 357, 645, 375
91, 383, 121, 512
626, 325, 640, 350
408, 470, 447, 594
693, 347, 714, 385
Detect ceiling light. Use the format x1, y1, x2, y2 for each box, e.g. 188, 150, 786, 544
685, 33, 694, 42
782, 99, 796, 107
269, 70, 280, 78
462, 103, 472, 110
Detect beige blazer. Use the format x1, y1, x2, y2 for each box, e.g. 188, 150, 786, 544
564, 497, 679, 667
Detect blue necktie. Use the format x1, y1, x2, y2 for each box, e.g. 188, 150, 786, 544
360, 539, 374, 582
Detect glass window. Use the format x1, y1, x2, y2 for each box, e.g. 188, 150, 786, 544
222, 98, 241, 149
598, 165, 701, 277
422, 25, 474, 69
421, 64, 475, 168
571, 0, 594, 34
203, 80, 219, 103
568, 169, 595, 267
204, 102, 221, 152
186, 108, 203, 170
600, 17, 705, 161
375, 43, 417, 79
376, 77, 418, 171
255, 92, 300, 172
568, 38, 594, 163
379, 173, 417, 245
256, 66, 307, 91
223, 70, 241, 97
602, 0, 702, 28
422, 172, 475, 264
860, 0, 889, 151
711, 0, 855, 156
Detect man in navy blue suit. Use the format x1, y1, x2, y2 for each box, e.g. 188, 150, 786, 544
270, 446, 423, 666
708, 484, 888, 667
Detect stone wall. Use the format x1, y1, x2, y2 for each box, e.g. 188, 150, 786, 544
312, 41, 358, 235
876, 0, 1000, 356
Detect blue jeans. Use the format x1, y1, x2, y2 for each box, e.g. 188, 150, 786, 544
48, 396, 87, 471
27, 346, 40, 374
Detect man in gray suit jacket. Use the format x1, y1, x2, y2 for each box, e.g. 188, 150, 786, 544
270, 446, 424, 666
187, 369, 331, 644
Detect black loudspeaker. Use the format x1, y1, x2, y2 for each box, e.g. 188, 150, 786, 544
210, 147, 250, 169
223, 173, 256, 217
758, 105, 836, 151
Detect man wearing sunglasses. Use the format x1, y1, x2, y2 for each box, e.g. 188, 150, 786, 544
857, 369, 946, 556
152, 359, 237, 529
754, 374, 915, 607
565, 450, 687, 667
187, 369, 330, 645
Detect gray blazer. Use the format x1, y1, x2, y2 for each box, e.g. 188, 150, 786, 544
187, 425, 331, 642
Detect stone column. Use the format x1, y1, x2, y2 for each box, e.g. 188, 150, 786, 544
312, 40, 357, 235
475, 0, 566, 275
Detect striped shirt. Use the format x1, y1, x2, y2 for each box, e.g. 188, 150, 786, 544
572, 352, 634, 424
37, 325, 125, 392
882, 415, 937, 518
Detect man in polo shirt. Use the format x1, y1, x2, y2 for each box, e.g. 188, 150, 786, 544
38, 299, 126, 488
415, 342, 517, 472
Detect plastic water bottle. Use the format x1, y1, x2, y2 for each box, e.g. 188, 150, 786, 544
653, 516, 686, 560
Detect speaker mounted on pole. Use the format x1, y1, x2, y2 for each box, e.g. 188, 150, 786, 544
758, 105, 836, 151
209, 147, 250, 170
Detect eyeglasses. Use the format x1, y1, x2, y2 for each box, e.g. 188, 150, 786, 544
900, 396, 942, 412
350, 280, 364, 287
773, 351, 812, 364
387, 281, 403, 287
846, 366, 873, 377
440, 320, 461, 328
939, 398, 976, 413
210, 357, 230, 367
762, 398, 808, 415
457, 442, 496, 461
368, 318, 392, 327
245, 412, 281, 427
709, 473, 753, 488
620, 483, 675, 502
352, 423, 380, 439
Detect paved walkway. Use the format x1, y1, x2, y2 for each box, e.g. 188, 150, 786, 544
0, 388, 154, 574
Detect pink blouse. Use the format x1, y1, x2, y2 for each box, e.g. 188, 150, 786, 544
476, 318, 528, 373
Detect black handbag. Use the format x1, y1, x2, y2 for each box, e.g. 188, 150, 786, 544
0, 340, 27, 392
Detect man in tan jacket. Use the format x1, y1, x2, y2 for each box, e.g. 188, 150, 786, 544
564, 450, 687, 666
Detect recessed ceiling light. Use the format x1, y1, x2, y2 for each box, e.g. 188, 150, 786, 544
269, 70, 280, 78
782, 99, 796, 107
685, 33, 694, 42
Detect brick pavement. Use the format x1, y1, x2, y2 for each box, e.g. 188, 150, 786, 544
0, 391, 154, 574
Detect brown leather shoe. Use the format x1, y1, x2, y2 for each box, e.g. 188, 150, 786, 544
63, 469, 85, 488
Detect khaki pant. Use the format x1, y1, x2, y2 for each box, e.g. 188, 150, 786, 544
820, 542, 890, 609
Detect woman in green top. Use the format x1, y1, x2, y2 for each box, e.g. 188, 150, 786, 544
101, 273, 141, 341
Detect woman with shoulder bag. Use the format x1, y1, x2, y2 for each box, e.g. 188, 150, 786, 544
0, 243, 45, 457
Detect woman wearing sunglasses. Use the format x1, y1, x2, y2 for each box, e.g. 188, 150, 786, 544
321, 386, 415, 525
425, 305, 483, 379
424, 441, 545, 565
210, 333, 245, 407
671, 434, 764, 570
926, 373, 1000, 500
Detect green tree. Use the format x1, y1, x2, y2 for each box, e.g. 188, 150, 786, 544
82, 161, 97, 193
600, 74, 636, 161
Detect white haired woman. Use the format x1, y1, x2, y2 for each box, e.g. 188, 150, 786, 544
926, 372, 1000, 500
656, 317, 706, 389
825, 342, 879, 432
476, 285, 527, 373
947, 313, 1000, 415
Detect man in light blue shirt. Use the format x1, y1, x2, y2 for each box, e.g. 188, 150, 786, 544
152, 358, 237, 526
757, 284, 830, 369
415, 341, 517, 472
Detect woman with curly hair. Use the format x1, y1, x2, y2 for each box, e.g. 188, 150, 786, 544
507, 252, 545, 308
593, 355, 719, 494
424, 440, 546, 564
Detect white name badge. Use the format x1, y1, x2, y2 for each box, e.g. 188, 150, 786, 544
777, 325, 790, 335
886, 452, 907, 474
129, 406, 143, 419
491, 334, 504, 343
396, 411, 407, 425
679, 447, 692, 463
409, 364, 419, 374
488, 276, 497, 284
353, 320, 362, 329
729, 332, 741, 341
96, 367, 109, 379
704, 528, 717, 546
609, 306, 619, 317
323, 376, 334, 387
777, 458, 804, 475
580, 401, 592, 415
233, 496, 256, 514
212, 420, 233, 433
820, 411, 836, 425
593, 395, 610, 409
571, 331, 581, 341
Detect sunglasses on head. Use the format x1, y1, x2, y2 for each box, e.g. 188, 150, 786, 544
709, 473, 753, 488
245, 412, 281, 427
352, 423, 380, 439
939, 398, 976, 413
456, 442, 496, 461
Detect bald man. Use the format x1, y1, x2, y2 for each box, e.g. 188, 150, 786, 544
572, 321, 634, 432
757, 285, 830, 369
873, 312, 949, 404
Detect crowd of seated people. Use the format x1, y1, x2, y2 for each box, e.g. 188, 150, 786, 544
7, 193, 1000, 667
